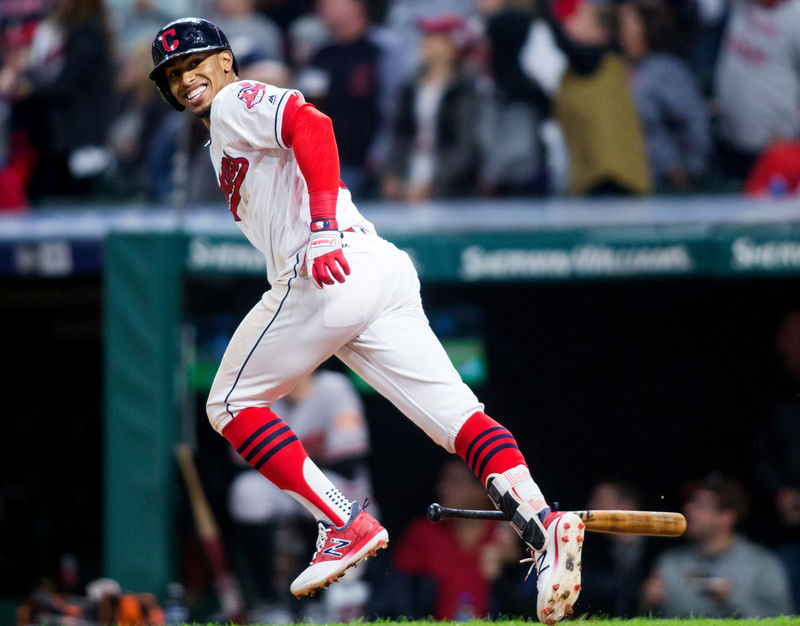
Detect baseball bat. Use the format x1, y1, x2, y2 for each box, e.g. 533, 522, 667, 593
175, 444, 246, 623
426, 503, 686, 537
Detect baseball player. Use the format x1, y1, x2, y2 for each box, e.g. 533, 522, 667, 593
149, 17, 584, 624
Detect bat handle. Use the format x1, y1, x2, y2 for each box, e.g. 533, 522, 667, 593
427, 503, 508, 522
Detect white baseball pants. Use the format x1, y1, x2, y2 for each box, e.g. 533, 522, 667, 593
207, 227, 483, 451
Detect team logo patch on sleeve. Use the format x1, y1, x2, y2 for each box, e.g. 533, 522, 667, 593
237, 82, 267, 109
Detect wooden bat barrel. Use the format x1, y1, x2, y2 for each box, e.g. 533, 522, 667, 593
573, 510, 686, 537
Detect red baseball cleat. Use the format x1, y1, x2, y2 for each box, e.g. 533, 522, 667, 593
290, 502, 388, 598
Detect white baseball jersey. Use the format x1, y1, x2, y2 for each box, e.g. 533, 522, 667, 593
208, 80, 371, 284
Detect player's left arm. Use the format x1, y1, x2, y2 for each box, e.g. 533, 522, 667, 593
283, 96, 350, 288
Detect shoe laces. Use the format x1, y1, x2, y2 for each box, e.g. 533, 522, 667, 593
310, 521, 332, 562
519, 505, 560, 581
520, 547, 548, 582
309, 500, 365, 562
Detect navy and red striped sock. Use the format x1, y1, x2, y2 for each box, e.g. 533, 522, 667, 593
454, 411, 528, 485
222, 407, 351, 525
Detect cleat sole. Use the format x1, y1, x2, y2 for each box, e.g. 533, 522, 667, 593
537, 512, 584, 625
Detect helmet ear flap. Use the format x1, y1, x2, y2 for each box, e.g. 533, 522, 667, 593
155, 76, 185, 111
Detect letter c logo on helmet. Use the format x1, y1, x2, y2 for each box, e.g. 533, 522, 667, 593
160, 28, 179, 52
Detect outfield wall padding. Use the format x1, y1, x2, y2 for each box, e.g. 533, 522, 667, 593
103, 232, 184, 593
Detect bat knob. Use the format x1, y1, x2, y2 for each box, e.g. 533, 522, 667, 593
427, 502, 443, 522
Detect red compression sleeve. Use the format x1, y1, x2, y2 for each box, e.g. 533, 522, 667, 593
283, 98, 340, 224
455, 411, 527, 485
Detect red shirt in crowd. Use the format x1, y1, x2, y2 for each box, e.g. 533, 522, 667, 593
393, 517, 500, 619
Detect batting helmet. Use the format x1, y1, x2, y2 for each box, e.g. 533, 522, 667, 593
149, 17, 239, 111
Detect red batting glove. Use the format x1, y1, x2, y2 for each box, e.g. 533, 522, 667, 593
306, 219, 351, 288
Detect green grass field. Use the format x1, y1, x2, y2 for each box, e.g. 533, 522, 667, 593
194, 615, 800, 626
410, 616, 800, 626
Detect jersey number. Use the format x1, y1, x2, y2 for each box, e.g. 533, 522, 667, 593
219, 153, 249, 221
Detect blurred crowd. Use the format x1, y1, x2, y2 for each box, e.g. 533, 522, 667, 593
2, 0, 800, 212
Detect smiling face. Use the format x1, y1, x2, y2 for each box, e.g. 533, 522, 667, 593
164, 49, 236, 121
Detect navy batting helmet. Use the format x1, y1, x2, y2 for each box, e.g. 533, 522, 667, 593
149, 17, 239, 111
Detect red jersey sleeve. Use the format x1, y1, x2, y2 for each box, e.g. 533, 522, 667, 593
283, 97, 340, 225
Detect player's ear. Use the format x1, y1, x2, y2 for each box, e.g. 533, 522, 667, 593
219, 49, 234, 74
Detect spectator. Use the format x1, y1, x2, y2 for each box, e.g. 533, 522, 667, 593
106, 41, 171, 200
640, 473, 795, 618
712, 0, 800, 183
478, 2, 552, 196
286, 12, 330, 72
210, 0, 284, 65
383, 0, 474, 84
0, 0, 49, 210
391, 458, 521, 620
297, 0, 385, 196
226, 369, 374, 617
0, 124, 36, 211
544, 0, 652, 195
578, 480, 659, 617
381, 14, 481, 202
261, 0, 315, 34
109, 0, 174, 58
618, 0, 711, 192
1, 0, 114, 201
753, 310, 800, 609
743, 140, 800, 196
142, 108, 184, 205
684, 0, 728, 97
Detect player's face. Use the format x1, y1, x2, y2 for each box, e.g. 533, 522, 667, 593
165, 50, 234, 119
